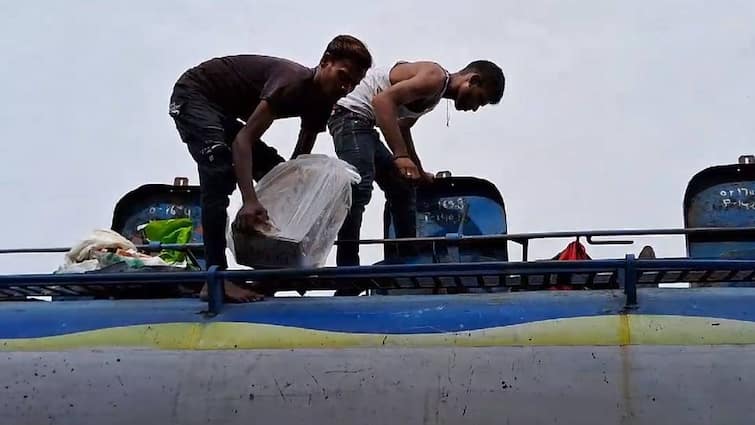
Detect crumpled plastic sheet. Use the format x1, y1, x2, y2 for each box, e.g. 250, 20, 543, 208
227, 154, 360, 268
56, 229, 173, 273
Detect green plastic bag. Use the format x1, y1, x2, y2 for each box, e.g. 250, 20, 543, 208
142, 218, 194, 264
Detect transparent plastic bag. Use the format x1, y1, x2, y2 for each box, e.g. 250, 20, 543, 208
228, 154, 360, 268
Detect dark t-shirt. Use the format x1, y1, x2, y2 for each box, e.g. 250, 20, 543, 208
177, 55, 332, 132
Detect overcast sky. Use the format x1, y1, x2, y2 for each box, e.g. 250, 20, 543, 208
1, 1, 754, 274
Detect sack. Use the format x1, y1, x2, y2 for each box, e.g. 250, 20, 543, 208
228, 154, 360, 268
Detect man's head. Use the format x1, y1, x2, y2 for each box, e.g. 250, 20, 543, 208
316, 35, 372, 100
452, 60, 505, 112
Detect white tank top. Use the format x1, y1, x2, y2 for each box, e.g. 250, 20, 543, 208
337, 62, 450, 122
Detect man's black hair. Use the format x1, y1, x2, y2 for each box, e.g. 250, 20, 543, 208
461, 60, 505, 104
322, 35, 372, 72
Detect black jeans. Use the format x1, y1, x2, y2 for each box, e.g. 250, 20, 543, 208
327, 107, 416, 268
169, 83, 284, 270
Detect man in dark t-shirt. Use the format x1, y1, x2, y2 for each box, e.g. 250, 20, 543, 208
169, 35, 372, 302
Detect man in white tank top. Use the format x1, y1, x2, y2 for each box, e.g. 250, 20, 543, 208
327, 60, 505, 285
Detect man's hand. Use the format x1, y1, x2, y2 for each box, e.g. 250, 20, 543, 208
394, 157, 421, 180
235, 200, 272, 234
398, 118, 433, 184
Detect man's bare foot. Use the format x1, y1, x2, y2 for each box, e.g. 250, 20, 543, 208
199, 281, 264, 303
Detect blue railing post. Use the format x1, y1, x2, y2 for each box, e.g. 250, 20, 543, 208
445, 233, 461, 263
207, 266, 223, 315
624, 254, 638, 307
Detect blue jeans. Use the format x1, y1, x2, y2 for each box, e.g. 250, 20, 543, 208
328, 107, 417, 268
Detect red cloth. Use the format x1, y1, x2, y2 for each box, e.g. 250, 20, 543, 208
554, 240, 591, 261
549, 240, 591, 290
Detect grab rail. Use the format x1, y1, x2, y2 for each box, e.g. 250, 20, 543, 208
3, 257, 755, 314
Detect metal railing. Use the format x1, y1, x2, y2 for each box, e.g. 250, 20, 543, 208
2, 257, 755, 313
2, 227, 755, 313
3, 226, 754, 260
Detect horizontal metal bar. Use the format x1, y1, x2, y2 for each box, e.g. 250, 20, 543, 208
0, 243, 205, 255
3, 226, 754, 255
634, 259, 755, 271
3, 257, 755, 301
221, 260, 627, 282
0, 247, 74, 254
586, 235, 634, 246
5, 258, 755, 291
0, 260, 626, 289
349, 226, 755, 246
0, 271, 208, 287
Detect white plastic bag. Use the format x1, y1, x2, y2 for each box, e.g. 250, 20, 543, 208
64, 229, 135, 265
228, 154, 360, 268
56, 229, 171, 273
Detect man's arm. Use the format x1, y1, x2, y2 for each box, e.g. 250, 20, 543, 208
372, 66, 445, 180
398, 118, 422, 170
291, 128, 318, 159
232, 100, 275, 233
399, 118, 434, 183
